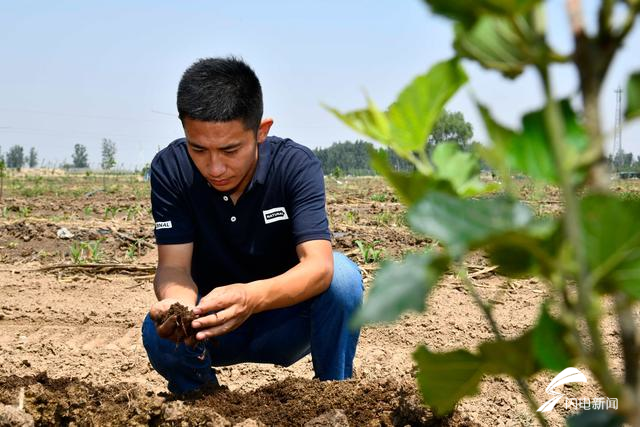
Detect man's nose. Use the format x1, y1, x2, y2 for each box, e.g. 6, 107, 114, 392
209, 154, 226, 177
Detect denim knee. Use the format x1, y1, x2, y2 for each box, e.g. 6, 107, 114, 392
321, 252, 363, 312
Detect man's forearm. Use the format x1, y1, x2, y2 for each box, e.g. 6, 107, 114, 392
154, 266, 198, 305
247, 257, 332, 313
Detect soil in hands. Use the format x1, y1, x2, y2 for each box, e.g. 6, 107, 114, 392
161, 302, 198, 344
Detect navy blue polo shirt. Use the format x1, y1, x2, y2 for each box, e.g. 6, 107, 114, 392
150, 136, 330, 296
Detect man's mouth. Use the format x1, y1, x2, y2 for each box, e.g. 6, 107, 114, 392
211, 178, 231, 186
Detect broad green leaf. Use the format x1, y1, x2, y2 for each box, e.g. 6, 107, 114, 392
370, 144, 498, 204
430, 142, 499, 197
581, 195, 640, 299
485, 221, 561, 278
328, 58, 467, 158
324, 97, 391, 144
454, 15, 547, 79
408, 192, 543, 258
483, 308, 571, 377
413, 307, 573, 417
480, 332, 538, 377
414, 346, 485, 415
625, 72, 640, 120
423, 0, 542, 28
387, 58, 468, 154
532, 305, 572, 371
567, 410, 624, 427
477, 103, 518, 148
475, 102, 517, 182
477, 100, 588, 185
350, 252, 448, 327
486, 239, 539, 276
369, 149, 453, 205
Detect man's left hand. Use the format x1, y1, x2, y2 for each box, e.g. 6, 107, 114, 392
191, 283, 258, 340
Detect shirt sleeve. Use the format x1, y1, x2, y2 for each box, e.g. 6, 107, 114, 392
150, 151, 195, 245
286, 149, 331, 245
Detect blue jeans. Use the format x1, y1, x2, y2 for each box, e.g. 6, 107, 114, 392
142, 252, 363, 393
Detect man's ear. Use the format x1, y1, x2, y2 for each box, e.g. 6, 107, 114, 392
257, 118, 274, 143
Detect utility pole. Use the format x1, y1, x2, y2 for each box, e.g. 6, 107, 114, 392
613, 86, 623, 171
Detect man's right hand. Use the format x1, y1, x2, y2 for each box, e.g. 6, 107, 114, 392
149, 299, 198, 347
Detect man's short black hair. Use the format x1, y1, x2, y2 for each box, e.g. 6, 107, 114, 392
177, 57, 263, 133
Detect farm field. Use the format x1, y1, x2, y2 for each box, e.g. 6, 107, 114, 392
1, 172, 639, 426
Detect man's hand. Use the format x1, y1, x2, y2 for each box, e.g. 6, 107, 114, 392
150, 298, 199, 347
191, 284, 258, 340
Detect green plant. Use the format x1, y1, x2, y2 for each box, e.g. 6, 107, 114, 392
0, 158, 5, 200
355, 240, 383, 263
125, 239, 144, 260
125, 206, 141, 221
69, 240, 103, 264
125, 243, 138, 260
83, 206, 94, 216
330, 1, 640, 425
370, 193, 388, 202
69, 242, 84, 264
86, 240, 102, 262
18, 206, 31, 218
103, 206, 120, 219
344, 210, 359, 224
374, 211, 392, 225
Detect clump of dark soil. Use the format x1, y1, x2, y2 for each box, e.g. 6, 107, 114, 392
161, 302, 198, 343
0, 373, 477, 426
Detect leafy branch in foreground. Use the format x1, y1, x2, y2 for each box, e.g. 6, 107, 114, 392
330, 0, 640, 425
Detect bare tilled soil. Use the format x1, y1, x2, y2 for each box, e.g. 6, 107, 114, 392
0, 175, 636, 426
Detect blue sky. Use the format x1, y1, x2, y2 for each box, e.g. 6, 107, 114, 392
0, 0, 638, 170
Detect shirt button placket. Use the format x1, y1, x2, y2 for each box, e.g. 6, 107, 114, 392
223, 195, 236, 223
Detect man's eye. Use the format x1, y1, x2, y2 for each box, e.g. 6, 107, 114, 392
191, 147, 204, 153
224, 149, 237, 154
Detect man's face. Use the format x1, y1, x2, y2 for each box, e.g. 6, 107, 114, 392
182, 117, 272, 196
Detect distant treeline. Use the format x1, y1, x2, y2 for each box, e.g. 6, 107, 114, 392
313, 140, 414, 176
607, 150, 640, 172
315, 109, 476, 176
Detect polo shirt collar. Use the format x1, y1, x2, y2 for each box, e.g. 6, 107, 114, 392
246, 138, 272, 192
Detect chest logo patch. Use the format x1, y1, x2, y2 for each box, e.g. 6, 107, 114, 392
155, 221, 173, 230
263, 207, 289, 224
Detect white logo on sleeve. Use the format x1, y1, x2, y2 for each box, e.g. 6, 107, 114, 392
155, 221, 173, 230
263, 207, 289, 224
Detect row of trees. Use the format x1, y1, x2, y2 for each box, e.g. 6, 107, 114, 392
607, 149, 640, 172
0, 146, 38, 170
313, 140, 413, 176
315, 110, 476, 175
0, 138, 117, 171
69, 139, 116, 169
